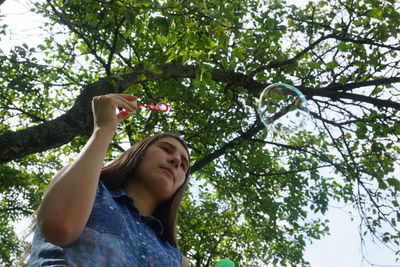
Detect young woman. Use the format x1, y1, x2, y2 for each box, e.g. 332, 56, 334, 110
27, 94, 191, 266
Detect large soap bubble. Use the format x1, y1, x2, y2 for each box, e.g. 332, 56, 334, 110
257, 83, 310, 135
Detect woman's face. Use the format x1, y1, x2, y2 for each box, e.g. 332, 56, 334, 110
134, 137, 190, 201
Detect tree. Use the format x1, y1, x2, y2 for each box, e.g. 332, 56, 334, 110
1, 0, 399, 265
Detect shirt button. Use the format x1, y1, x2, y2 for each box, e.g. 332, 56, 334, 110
141, 255, 146, 259
136, 221, 140, 224
109, 206, 114, 210
139, 232, 143, 236
141, 242, 146, 245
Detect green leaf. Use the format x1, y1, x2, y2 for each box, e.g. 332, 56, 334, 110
368, 8, 383, 19
137, 73, 147, 81
378, 179, 388, 190
355, 121, 368, 139
84, 13, 98, 26
326, 60, 338, 70
387, 178, 400, 191
123, 9, 135, 25
143, 62, 162, 74
151, 17, 169, 36
371, 87, 383, 95
137, 0, 153, 7
337, 42, 349, 51
287, 18, 295, 27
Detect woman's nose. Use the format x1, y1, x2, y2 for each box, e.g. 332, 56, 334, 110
169, 154, 181, 167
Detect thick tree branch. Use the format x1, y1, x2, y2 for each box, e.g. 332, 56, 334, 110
322, 77, 400, 92
0, 78, 115, 163
298, 81, 400, 110
1, 63, 399, 163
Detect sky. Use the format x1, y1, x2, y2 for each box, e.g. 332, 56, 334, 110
1, 0, 399, 266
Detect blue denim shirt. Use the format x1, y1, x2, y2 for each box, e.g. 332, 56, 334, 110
28, 180, 182, 267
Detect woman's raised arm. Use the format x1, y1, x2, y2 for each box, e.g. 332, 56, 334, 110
36, 94, 138, 246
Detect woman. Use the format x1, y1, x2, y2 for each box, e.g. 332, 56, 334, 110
27, 94, 191, 266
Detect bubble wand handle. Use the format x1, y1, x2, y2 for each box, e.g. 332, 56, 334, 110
137, 102, 169, 112
119, 102, 170, 116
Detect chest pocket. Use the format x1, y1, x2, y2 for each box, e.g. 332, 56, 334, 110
86, 184, 124, 234
87, 205, 124, 234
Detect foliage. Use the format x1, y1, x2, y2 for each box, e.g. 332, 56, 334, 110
1, 0, 400, 266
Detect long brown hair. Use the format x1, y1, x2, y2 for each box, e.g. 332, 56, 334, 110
19, 132, 190, 264
99, 132, 191, 247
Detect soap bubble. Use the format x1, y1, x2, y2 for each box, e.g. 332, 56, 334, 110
257, 83, 310, 136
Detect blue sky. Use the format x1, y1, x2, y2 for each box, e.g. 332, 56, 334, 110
2, 0, 399, 266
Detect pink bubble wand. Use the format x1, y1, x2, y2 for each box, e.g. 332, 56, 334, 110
120, 102, 170, 115
137, 102, 169, 112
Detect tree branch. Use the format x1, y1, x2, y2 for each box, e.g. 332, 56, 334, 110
190, 119, 264, 173
298, 78, 400, 110
288, 16, 400, 51
0, 77, 116, 163
323, 77, 400, 93
334, 34, 400, 52
1, 63, 399, 163
251, 33, 336, 76
46, 0, 109, 73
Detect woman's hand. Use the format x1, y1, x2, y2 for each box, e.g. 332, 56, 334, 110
91, 93, 139, 134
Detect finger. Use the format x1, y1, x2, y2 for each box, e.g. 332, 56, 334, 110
122, 94, 139, 101
112, 94, 139, 103
92, 94, 138, 113
113, 95, 139, 111
111, 97, 136, 112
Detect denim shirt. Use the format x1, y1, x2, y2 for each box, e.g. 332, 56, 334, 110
27, 180, 182, 267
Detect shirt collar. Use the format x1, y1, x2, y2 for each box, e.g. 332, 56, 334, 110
109, 187, 164, 236
109, 187, 127, 199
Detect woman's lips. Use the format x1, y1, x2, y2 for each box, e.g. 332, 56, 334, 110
161, 167, 173, 178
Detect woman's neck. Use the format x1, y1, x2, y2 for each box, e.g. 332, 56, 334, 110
123, 179, 158, 216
